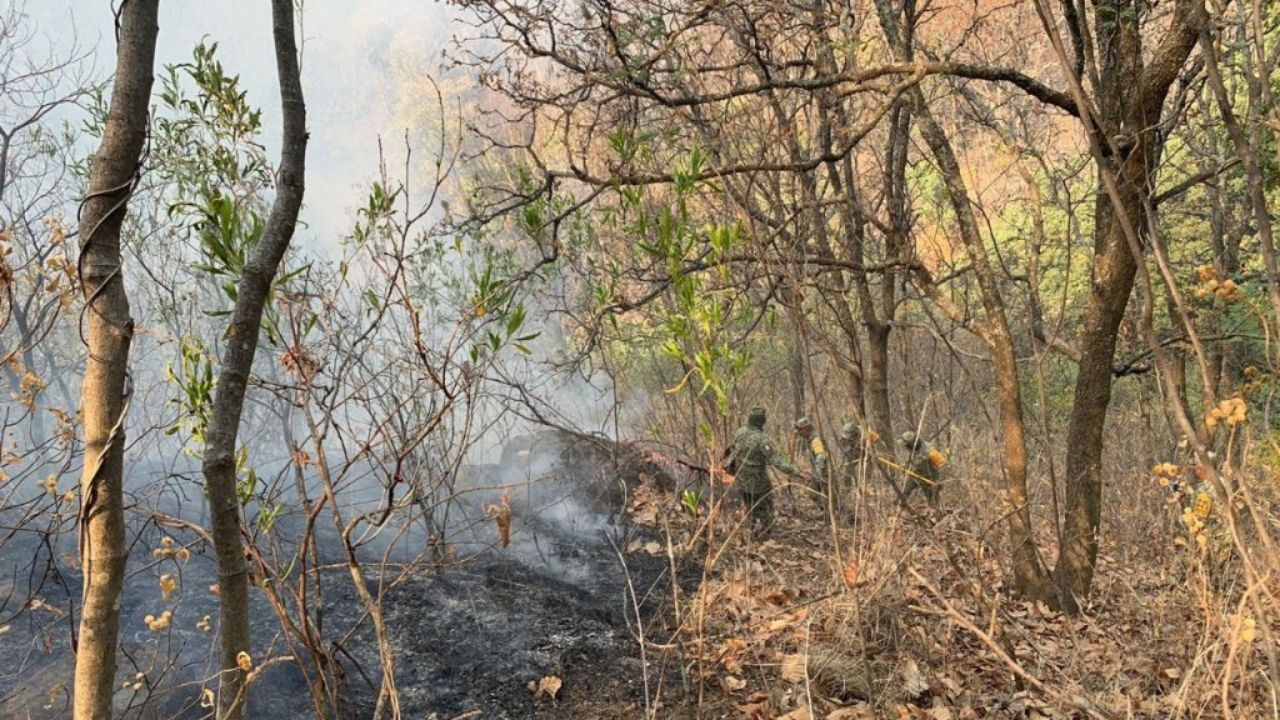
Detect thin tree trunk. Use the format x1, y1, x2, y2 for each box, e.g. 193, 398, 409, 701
914, 101, 1055, 602
789, 321, 806, 420
863, 322, 894, 444
202, 2, 308, 716
73, 1, 159, 718
1199, 7, 1280, 362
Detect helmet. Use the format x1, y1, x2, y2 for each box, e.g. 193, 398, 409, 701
748, 406, 767, 428
794, 416, 813, 431
899, 430, 918, 446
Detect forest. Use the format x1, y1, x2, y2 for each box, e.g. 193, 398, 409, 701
2, 0, 1279, 717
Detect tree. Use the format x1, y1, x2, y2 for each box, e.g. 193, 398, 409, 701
73, 1, 159, 718
201, 0, 307, 716
1043, 0, 1200, 610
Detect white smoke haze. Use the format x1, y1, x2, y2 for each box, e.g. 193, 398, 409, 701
28, 0, 463, 251
0, 2, 693, 717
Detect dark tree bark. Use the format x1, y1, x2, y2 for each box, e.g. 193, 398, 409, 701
1052, 0, 1198, 610
73, 1, 159, 717
202, 1, 308, 716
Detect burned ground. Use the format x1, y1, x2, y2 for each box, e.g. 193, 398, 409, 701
0, 430, 694, 719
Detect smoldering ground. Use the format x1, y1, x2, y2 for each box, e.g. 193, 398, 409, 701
0, 423, 688, 719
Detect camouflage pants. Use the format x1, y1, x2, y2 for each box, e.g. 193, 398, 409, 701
809, 473, 842, 517
739, 484, 774, 536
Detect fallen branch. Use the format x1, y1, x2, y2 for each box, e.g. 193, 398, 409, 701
906, 567, 1115, 720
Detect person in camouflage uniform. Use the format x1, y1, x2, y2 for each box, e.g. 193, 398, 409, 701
898, 430, 944, 508
729, 407, 804, 536
838, 420, 865, 487
794, 416, 832, 513
837, 420, 866, 517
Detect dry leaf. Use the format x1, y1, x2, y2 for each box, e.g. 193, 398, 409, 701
780, 654, 808, 684
766, 608, 809, 633
159, 574, 177, 601
236, 651, 253, 672
826, 707, 872, 720
535, 674, 562, 701
720, 638, 747, 674
722, 674, 746, 691
487, 499, 513, 549
144, 611, 172, 632
842, 557, 860, 586
759, 590, 791, 607
900, 658, 928, 698
737, 691, 772, 718
777, 707, 813, 720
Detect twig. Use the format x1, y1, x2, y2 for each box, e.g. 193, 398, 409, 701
906, 566, 1115, 720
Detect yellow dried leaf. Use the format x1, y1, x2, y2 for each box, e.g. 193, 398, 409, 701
535, 674, 562, 701
720, 638, 747, 673
487, 505, 512, 549
236, 651, 253, 672
1193, 492, 1212, 520
1232, 614, 1257, 643
780, 654, 808, 684
159, 574, 177, 601
144, 611, 172, 632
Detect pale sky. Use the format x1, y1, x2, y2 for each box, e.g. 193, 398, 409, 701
31, 0, 464, 248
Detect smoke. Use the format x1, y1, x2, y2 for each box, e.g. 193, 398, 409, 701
28, 0, 463, 252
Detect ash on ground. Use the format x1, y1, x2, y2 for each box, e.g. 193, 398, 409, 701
0, 428, 692, 719
333, 428, 690, 718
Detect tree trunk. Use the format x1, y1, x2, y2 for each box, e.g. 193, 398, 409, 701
789, 321, 806, 420
73, 1, 159, 718
1053, 0, 1197, 610
1199, 7, 1280, 362
914, 101, 1055, 601
1057, 183, 1142, 607
863, 322, 894, 445
202, 2, 308, 716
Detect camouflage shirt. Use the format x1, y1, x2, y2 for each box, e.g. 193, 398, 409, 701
839, 429, 864, 465
904, 440, 943, 484
730, 426, 801, 493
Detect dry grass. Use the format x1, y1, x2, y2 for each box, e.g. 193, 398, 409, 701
621, 427, 1280, 719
